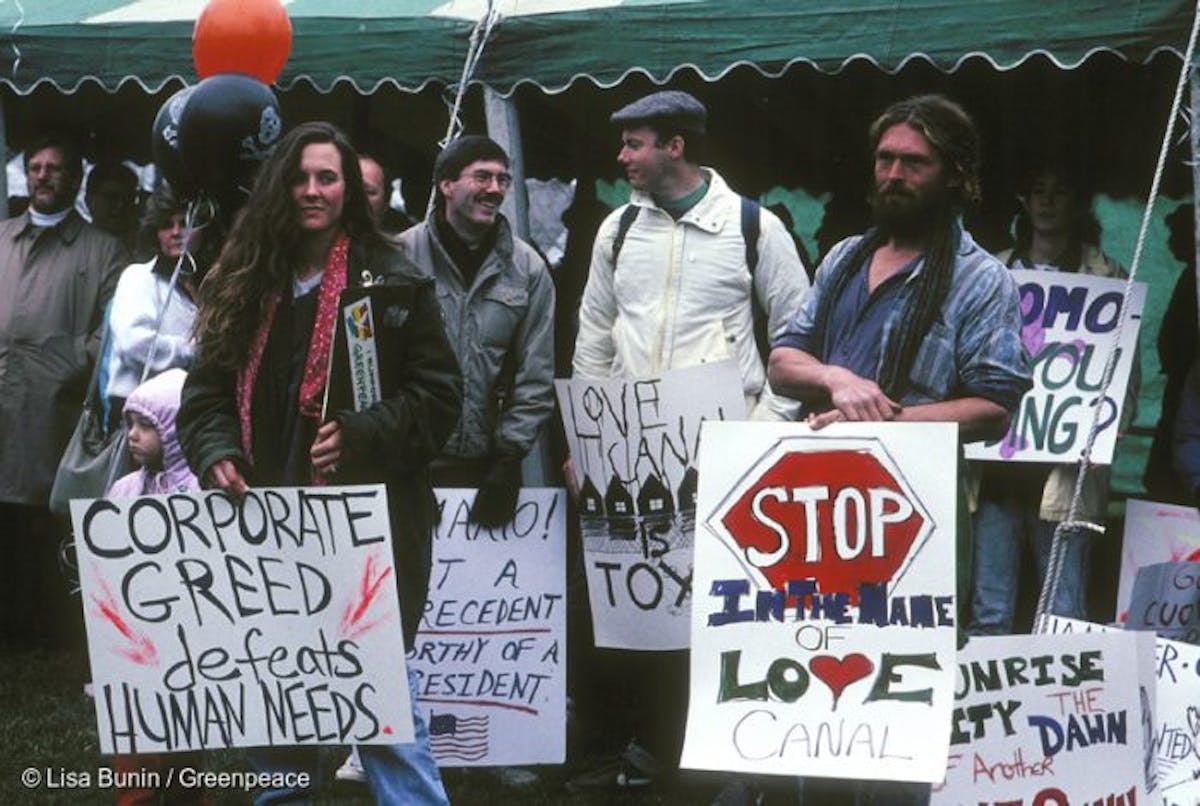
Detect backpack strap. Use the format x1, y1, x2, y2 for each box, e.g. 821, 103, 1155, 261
611, 204, 641, 268
741, 196, 761, 276
740, 197, 773, 364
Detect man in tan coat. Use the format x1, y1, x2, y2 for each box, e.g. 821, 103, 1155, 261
0, 133, 126, 649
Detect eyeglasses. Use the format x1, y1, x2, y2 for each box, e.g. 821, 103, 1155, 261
464, 169, 513, 190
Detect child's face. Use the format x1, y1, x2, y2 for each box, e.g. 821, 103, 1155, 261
127, 412, 163, 470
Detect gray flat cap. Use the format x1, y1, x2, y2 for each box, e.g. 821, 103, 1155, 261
610, 90, 707, 133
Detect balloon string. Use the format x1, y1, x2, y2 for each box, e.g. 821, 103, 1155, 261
8, 0, 25, 77
427, 0, 501, 217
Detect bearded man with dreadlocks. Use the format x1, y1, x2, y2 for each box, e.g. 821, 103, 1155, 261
768, 90, 1032, 805
770, 93, 1032, 614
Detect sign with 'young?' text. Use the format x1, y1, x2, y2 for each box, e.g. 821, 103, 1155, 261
411, 488, 567, 766
72, 485, 413, 754
556, 361, 746, 650
966, 271, 1144, 465
682, 422, 958, 783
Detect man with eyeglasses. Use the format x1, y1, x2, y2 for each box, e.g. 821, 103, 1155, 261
396, 135, 555, 527
0, 133, 126, 651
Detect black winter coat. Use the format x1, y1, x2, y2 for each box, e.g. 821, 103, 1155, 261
177, 239, 462, 647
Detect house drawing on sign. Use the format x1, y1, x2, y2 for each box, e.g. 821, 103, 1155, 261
579, 474, 603, 518
605, 474, 636, 538
637, 473, 675, 521
677, 466, 698, 512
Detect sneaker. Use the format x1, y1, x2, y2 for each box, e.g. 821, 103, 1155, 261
565, 741, 661, 792
335, 748, 367, 784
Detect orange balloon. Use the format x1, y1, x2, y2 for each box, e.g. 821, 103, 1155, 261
193, 0, 293, 85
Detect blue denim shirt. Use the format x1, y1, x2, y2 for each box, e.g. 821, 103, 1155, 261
775, 226, 1032, 413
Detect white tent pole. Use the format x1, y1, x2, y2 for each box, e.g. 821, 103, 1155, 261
0, 97, 9, 219
484, 87, 530, 242
483, 85, 549, 486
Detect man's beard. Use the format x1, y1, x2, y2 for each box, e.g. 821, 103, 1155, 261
29, 185, 71, 215
869, 180, 953, 241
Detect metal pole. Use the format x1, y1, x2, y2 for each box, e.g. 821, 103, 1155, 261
483, 87, 530, 241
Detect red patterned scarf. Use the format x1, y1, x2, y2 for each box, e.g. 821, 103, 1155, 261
236, 232, 350, 483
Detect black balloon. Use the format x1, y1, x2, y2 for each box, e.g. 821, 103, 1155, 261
176, 73, 282, 204
150, 85, 198, 197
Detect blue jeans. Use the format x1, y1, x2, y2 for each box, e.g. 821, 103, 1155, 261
249, 667, 448, 805
970, 494, 1091, 635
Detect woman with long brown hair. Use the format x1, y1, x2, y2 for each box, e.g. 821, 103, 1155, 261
178, 121, 460, 803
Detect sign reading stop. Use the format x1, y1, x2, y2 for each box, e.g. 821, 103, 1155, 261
707, 437, 934, 599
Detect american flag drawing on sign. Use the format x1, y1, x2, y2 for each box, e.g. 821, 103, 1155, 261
429, 712, 490, 762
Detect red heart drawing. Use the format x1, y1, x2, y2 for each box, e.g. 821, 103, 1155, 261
810, 654, 875, 709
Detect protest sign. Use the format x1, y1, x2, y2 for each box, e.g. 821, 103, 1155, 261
1128, 563, 1200, 644
966, 271, 1145, 465
71, 484, 412, 755
1041, 616, 1158, 798
934, 630, 1149, 806
411, 488, 567, 766
682, 421, 958, 782
1043, 616, 1200, 803
1150, 638, 1200, 805
556, 361, 746, 650
1118, 500, 1200, 623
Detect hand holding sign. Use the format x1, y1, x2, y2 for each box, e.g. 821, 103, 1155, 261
311, 420, 344, 476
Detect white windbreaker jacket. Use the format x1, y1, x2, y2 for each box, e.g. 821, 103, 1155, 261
572, 168, 809, 419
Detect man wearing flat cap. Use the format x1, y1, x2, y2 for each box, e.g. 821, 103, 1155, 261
396, 135, 555, 527
567, 90, 809, 790
573, 89, 809, 420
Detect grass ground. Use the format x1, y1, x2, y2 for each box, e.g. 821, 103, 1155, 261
0, 647, 732, 805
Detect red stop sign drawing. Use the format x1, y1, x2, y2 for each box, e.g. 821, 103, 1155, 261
708, 437, 934, 601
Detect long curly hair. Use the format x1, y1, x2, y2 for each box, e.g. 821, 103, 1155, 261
193, 121, 385, 370
810, 95, 980, 403
868, 94, 981, 214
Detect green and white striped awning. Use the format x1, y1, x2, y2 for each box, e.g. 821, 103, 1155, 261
0, 0, 1191, 95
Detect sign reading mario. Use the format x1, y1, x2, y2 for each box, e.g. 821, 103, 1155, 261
682, 422, 959, 783
714, 439, 933, 602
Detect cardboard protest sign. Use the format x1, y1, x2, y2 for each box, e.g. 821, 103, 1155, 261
411, 488, 567, 766
1149, 638, 1200, 805
72, 485, 413, 754
966, 271, 1145, 465
934, 631, 1149, 806
682, 421, 958, 782
556, 361, 746, 650
1043, 616, 1200, 803
1041, 616, 1158, 798
1118, 500, 1200, 623
1128, 563, 1200, 644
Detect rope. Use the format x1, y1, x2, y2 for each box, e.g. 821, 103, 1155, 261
1033, 0, 1200, 632
425, 0, 502, 217
8, 0, 24, 78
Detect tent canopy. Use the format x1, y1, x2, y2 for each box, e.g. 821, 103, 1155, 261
0, 0, 1191, 96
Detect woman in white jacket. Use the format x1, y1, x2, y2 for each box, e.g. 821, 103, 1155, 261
104, 183, 214, 415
